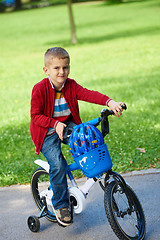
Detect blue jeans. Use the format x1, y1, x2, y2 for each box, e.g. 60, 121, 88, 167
41, 121, 76, 210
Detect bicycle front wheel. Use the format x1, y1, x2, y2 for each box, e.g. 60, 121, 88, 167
104, 181, 146, 240
31, 167, 57, 222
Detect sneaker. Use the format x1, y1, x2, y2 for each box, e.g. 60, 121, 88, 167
54, 207, 72, 227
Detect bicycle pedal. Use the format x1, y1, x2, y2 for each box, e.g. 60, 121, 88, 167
41, 196, 47, 206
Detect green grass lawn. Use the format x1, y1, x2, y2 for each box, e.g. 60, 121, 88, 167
0, 0, 160, 186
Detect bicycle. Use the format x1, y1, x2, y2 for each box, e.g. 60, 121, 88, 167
27, 104, 146, 240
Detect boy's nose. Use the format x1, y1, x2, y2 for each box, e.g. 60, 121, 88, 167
59, 68, 64, 74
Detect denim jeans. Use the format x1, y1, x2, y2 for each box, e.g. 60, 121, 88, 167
41, 121, 76, 210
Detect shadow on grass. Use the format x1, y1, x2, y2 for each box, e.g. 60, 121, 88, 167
46, 25, 160, 47
102, 0, 152, 6
140, 0, 160, 8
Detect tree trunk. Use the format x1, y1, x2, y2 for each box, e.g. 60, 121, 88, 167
67, 0, 77, 44
15, 0, 22, 9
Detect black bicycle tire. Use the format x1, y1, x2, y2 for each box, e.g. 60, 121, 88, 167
104, 181, 146, 240
31, 167, 57, 222
27, 215, 40, 232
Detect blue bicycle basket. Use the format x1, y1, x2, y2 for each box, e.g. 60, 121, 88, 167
69, 123, 112, 178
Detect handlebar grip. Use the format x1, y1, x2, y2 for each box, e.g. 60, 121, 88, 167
101, 103, 127, 137
63, 126, 74, 140
122, 104, 127, 110
109, 103, 127, 115
101, 104, 127, 117
109, 104, 127, 115
109, 110, 114, 115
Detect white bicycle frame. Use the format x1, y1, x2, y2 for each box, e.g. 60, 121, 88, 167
34, 159, 97, 214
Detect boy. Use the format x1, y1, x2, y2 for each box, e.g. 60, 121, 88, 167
30, 47, 124, 227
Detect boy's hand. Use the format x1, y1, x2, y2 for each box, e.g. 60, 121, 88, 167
56, 122, 67, 140
108, 100, 124, 117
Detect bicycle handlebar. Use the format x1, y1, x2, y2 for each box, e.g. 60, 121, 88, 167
101, 104, 127, 118
101, 104, 127, 137
63, 104, 127, 140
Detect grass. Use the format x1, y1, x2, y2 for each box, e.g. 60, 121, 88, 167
0, 0, 160, 186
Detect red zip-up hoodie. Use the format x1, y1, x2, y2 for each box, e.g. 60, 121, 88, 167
30, 78, 111, 154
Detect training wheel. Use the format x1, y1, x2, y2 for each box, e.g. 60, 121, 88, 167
69, 187, 86, 214
27, 215, 40, 232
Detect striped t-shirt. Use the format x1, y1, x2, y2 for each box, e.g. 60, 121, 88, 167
53, 91, 71, 120
46, 90, 71, 136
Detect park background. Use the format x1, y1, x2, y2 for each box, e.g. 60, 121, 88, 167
0, 0, 160, 186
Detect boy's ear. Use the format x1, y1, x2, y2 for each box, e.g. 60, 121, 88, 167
43, 66, 49, 75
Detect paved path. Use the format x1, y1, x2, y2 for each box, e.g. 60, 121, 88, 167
0, 169, 160, 240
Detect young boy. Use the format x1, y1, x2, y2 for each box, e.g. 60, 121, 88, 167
30, 47, 124, 227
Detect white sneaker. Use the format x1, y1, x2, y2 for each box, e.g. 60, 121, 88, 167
53, 207, 72, 227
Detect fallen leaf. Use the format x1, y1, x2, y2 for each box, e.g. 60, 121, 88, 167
149, 165, 155, 168
136, 148, 146, 153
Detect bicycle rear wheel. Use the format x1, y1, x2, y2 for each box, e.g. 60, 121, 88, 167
31, 167, 57, 222
104, 181, 146, 240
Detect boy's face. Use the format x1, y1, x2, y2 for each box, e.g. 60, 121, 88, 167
43, 57, 70, 90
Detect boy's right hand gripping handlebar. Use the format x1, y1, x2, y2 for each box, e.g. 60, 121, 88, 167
101, 104, 127, 137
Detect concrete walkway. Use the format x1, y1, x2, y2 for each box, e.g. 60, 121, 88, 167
0, 169, 160, 240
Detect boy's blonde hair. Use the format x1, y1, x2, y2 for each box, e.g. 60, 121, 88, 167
44, 47, 70, 66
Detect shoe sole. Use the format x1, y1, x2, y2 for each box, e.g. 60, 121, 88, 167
53, 208, 72, 227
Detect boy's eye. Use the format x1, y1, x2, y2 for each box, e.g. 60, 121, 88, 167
54, 66, 69, 70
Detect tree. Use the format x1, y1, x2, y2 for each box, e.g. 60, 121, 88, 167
6, 0, 77, 44
67, 0, 77, 44
15, 0, 22, 10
